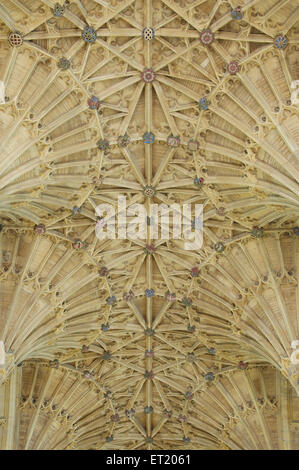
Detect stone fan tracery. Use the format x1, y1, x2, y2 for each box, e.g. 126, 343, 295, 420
0, 0, 298, 450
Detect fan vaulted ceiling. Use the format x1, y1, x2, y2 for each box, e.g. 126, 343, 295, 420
0, 0, 299, 450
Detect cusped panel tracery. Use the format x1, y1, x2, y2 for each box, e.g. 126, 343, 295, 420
0, 0, 298, 450
0, 361, 298, 450
0, 229, 109, 375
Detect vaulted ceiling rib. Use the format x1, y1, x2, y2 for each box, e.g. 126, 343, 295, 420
0, 0, 298, 450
